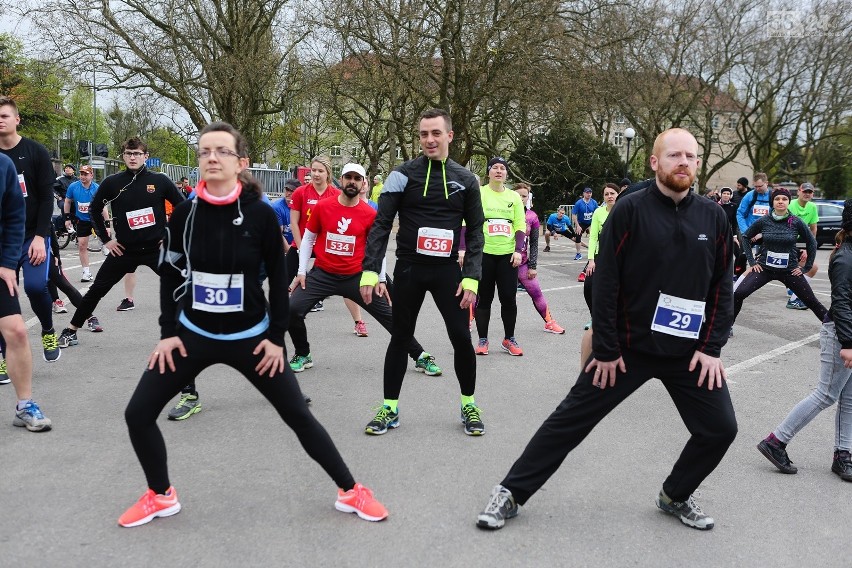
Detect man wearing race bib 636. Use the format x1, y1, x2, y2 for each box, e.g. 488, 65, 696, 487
58, 137, 184, 347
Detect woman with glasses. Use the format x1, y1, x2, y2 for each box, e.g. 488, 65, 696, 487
118, 122, 387, 527
57, 138, 185, 348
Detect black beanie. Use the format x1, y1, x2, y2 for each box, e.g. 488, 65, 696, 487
487, 157, 509, 175
771, 187, 791, 203
737, 177, 749, 188
842, 199, 852, 232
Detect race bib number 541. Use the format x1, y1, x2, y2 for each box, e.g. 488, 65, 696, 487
651, 293, 705, 339
416, 227, 453, 257
126, 207, 155, 230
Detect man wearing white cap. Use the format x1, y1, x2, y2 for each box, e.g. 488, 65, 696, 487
287, 163, 443, 379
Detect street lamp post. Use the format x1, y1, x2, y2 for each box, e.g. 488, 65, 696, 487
624, 127, 636, 179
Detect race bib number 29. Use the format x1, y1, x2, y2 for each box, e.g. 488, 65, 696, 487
651, 293, 705, 339
416, 227, 453, 257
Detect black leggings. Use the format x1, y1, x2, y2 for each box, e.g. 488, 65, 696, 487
733, 268, 827, 323
70, 249, 158, 328
125, 331, 355, 494
383, 259, 475, 400
288, 267, 425, 360
475, 253, 519, 339
49, 257, 83, 307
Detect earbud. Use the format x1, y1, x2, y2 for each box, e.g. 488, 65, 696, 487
232, 215, 243, 226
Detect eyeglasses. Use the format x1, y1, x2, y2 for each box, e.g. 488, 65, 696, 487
197, 148, 240, 159
342, 173, 364, 182
123, 151, 147, 157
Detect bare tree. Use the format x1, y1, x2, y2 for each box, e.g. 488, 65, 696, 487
26, 0, 306, 154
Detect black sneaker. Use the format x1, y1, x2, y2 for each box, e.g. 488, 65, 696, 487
116, 298, 135, 311
42, 330, 61, 362
57, 328, 78, 348
167, 393, 201, 420
832, 450, 852, 481
310, 300, 324, 312
757, 438, 797, 474
543, 246, 550, 252
364, 405, 399, 435
655, 490, 714, 530
477, 485, 518, 530
461, 403, 485, 436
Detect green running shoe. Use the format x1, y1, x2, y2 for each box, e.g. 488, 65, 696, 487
42, 330, 61, 362
168, 394, 201, 421
289, 353, 313, 373
364, 405, 399, 435
0, 359, 9, 385
415, 353, 442, 376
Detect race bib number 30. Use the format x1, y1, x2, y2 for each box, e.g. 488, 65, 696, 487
766, 251, 789, 268
126, 207, 156, 230
325, 233, 356, 256
486, 219, 512, 237
651, 293, 705, 339
192, 271, 244, 313
416, 227, 453, 257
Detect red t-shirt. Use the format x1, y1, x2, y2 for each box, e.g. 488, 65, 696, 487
306, 197, 377, 275
290, 184, 341, 234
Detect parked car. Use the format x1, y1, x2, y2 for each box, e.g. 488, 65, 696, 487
815, 201, 844, 248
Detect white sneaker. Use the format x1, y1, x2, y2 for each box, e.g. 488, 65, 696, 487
81, 271, 93, 282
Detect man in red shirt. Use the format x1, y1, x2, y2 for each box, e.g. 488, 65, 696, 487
289, 156, 367, 332
287, 163, 442, 378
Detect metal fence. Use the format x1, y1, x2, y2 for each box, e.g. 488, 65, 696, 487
160, 163, 295, 197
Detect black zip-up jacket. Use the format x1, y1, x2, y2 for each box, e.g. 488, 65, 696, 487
593, 182, 734, 360
159, 192, 288, 346
0, 137, 55, 241
90, 167, 184, 250
362, 155, 484, 281
829, 240, 852, 349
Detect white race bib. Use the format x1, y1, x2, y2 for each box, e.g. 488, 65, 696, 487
486, 219, 512, 237
18, 174, 27, 197
325, 232, 355, 256
752, 204, 770, 217
651, 293, 705, 339
126, 207, 155, 230
416, 227, 453, 257
191, 271, 244, 313
583, 212, 593, 221
77, 202, 90, 214
766, 251, 789, 268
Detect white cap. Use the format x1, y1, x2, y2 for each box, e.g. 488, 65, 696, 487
341, 163, 366, 177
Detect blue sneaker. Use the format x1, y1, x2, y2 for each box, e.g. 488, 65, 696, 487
13, 400, 52, 432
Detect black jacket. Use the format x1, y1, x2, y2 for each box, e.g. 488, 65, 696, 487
363, 155, 484, 281
159, 192, 288, 346
90, 167, 184, 250
593, 182, 734, 360
829, 240, 852, 349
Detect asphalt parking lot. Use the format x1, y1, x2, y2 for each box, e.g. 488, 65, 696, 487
1, 237, 847, 567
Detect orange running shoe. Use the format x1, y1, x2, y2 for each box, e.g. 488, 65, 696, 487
544, 320, 566, 334
475, 338, 489, 355
501, 337, 523, 356
118, 487, 181, 527
335, 483, 388, 521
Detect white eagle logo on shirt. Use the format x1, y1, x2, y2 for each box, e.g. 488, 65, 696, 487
337, 217, 352, 234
